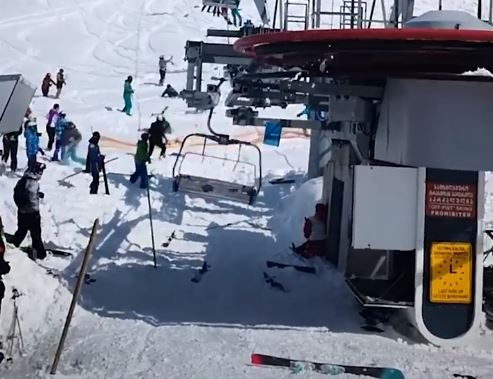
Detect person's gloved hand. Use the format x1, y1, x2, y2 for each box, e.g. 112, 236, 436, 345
39, 192, 45, 199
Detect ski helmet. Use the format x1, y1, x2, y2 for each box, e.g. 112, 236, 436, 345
157, 114, 164, 122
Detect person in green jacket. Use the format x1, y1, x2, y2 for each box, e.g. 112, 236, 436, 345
129, 133, 150, 189
122, 76, 134, 116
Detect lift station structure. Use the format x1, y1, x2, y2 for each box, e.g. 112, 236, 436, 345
178, 0, 493, 346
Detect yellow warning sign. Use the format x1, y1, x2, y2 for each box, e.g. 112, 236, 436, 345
430, 242, 472, 304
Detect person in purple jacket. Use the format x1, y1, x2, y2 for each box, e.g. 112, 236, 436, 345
45, 103, 60, 150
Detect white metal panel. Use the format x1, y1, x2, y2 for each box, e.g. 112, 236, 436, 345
0, 75, 36, 135
375, 78, 493, 172
352, 165, 418, 250
0, 77, 17, 122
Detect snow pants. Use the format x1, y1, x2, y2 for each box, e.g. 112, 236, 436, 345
46, 125, 55, 150
130, 162, 148, 189
2, 138, 18, 171
11, 211, 46, 259
149, 139, 166, 157
159, 70, 166, 86
122, 94, 132, 116
52, 140, 63, 161
90, 168, 99, 194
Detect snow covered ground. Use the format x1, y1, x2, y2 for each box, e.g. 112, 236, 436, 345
0, 0, 493, 378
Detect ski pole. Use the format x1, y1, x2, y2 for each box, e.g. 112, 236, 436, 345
146, 171, 157, 268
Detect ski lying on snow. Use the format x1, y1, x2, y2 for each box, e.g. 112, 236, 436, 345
161, 231, 176, 248
263, 272, 287, 292
251, 353, 405, 379
266, 260, 316, 274
269, 177, 296, 185
3, 233, 72, 258
191, 261, 210, 283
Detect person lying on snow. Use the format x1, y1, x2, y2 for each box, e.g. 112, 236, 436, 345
291, 203, 328, 259
161, 84, 178, 98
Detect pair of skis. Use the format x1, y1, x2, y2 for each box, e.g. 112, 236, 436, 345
251, 353, 404, 378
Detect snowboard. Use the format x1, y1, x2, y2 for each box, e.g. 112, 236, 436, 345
269, 178, 296, 185
251, 353, 405, 378
266, 260, 316, 274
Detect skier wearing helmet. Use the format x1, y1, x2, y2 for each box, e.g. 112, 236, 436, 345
158, 55, 174, 86
129, 133, 150, 189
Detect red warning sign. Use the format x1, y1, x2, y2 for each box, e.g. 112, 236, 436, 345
425, 183, 476, 219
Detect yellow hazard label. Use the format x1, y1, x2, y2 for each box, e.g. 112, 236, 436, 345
430, 242, 472, 304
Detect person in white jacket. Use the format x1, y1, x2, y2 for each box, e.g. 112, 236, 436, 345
158, 55, 173, 86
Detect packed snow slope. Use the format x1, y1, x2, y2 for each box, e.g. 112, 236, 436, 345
1, 0, 493, 378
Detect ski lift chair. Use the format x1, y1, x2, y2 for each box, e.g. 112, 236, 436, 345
173, 77, 262, 205
202, 0, 240, 9
172, 133, 262, 205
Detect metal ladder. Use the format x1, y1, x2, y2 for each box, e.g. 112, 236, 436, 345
283, 0, 310, 30
340, 0, 368, 28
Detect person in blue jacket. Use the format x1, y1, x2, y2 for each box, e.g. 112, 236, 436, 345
24, 120, 42, 170
52, 112, 67, 161
122, 76, 134, 116
87, 132, 102, 194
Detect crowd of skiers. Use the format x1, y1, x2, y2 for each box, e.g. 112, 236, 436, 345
201, 1, 242, 26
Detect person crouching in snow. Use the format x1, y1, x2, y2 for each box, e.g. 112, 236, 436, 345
129, 133, 150, 189
291, 203, 328, 259
122, 76, 134, 116
60, 122, 83, 164
24, 120, 44, 170
52, 112, 67, 161
161, 84, 179, 98
149, 115, 168, 158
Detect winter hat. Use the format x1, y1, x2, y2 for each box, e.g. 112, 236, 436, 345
141, 132, 149, 141
157, 114, 164, 122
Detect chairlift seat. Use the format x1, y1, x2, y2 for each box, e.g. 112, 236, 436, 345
174, 174, 257, 204
203, 0, 240, 9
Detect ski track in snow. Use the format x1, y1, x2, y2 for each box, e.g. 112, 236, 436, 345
0, 0, 493, 378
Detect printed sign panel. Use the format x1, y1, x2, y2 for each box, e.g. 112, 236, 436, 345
430, 242, 472, 304
425, 183, 476, 218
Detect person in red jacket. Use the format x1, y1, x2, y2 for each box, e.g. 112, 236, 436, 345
291, 203, 328, 259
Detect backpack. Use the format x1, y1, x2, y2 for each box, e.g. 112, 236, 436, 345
13, 177, 29, 208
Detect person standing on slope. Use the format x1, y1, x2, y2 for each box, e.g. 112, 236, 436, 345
45, 103, 60, 150
41, 73, 56, 97
8, 162, 47, 260
55, 69, 66, 99
24, 120, 44, 170
129, 133, 150, 189
122, 76, 134, 116
87, 132, 102, 194
158, 55, 174, 86
2, 124, 22, 172
148, 115, 169, 158
52, 112, 67, 161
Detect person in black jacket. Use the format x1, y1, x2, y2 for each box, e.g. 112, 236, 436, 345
8, 162, 46, 260
148, 115, 168, 158
2, 125, 22, 172
0, 216, 11, 318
